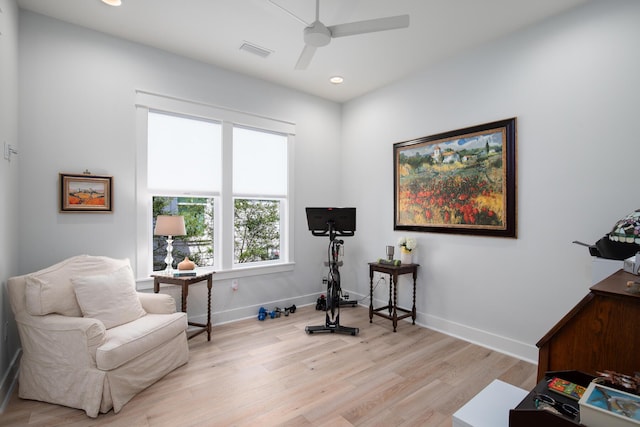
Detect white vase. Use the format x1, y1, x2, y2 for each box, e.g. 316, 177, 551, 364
400, 250, 413, 265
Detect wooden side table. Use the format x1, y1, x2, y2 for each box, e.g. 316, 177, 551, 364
368, 262, 419, 332
151, 271, 214, 341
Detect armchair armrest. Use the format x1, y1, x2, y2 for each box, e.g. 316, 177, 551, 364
137, 292, 177, 314
15, 312, 105, 367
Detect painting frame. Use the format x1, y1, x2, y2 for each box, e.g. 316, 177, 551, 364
59, 173, 113, 213
393, 118, 516, 238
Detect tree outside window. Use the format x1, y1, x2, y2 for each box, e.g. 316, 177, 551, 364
153, 196, 214, 271
153, 196, 281, 270
234, 199, 280, 263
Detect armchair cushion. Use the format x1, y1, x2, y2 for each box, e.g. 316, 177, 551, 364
25, 255, 129, 317
71, 265, 146, 329
25, 275, 81, 317
137, 292, 178, 314
96, 312, 187, 370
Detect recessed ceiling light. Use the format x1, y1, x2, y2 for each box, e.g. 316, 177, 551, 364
329, 76, 344, 84
101, 0, 122, 6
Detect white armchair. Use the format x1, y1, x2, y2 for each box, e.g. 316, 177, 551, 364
7, 255, 189, 417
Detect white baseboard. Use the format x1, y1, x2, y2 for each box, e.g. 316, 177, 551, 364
353, 290, 538, 364
417, 312, 538, 364
190, 292, 321, 326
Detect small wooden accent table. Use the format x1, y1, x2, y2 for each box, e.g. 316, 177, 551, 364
369, 262, 419, 332
151, 271, 214, 341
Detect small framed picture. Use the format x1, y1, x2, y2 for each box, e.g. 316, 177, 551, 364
59, 173, 113, 213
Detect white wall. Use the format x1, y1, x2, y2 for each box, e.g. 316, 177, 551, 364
17, 11, 342, 323
0, 0, 20, 411
340, 0, 640, 361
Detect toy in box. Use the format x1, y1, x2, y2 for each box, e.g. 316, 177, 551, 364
579, 381, 640, 427
548, 376, 587, 401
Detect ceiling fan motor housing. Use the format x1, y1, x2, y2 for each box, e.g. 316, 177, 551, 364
304, 21, 331, 46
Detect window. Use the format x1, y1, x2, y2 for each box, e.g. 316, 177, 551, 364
136, 91, 295, 277
233, 126, 288, 265
148, 111, 219, 270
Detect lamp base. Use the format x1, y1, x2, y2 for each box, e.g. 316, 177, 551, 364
164, 235, 175, 273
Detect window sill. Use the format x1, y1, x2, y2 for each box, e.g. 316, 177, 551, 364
136, 261, 295, 290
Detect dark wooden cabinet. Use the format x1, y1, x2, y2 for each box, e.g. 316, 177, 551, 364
536, 269, 640, 382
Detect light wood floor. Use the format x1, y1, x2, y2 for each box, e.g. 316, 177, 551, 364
2, 305, 537, 426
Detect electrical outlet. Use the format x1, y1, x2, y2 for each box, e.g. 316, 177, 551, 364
231, 280, 239, 291
4, 142, 18, 161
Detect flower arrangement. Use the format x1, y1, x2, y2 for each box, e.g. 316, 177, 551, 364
397, 237, 417, 253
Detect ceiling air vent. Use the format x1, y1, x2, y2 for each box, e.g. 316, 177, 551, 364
239, 41, 273, 58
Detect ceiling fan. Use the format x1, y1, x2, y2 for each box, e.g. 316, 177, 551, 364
270, 0, 410, 70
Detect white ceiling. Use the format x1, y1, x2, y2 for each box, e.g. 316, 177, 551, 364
16, 0, 589, 103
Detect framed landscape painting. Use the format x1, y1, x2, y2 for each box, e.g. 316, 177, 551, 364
394, 118, 516, 237
59, 173, 113, 213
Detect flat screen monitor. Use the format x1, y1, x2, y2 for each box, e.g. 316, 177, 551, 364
305, 207, 356, 237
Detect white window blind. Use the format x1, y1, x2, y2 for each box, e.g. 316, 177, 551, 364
147, 111, 222, 194
233, 126, 287, 196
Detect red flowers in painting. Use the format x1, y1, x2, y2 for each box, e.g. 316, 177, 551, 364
398, 172, 503, 228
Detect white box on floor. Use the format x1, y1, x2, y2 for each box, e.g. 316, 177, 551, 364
578, 382, 640, 427
452, 379, 528, 427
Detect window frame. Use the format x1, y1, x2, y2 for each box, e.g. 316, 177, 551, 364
135, 90, 295, 282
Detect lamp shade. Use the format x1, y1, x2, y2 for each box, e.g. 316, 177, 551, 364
154, 215, 186, 236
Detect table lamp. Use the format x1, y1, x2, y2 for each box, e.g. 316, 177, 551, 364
154, 215, 186, 273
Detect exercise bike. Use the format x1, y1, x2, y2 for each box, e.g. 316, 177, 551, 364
305, 207, 359, 336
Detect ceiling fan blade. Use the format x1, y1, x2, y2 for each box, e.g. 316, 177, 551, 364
328, 14, 409, 38
267, 0, 310, 27
295, 44, 317, 70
